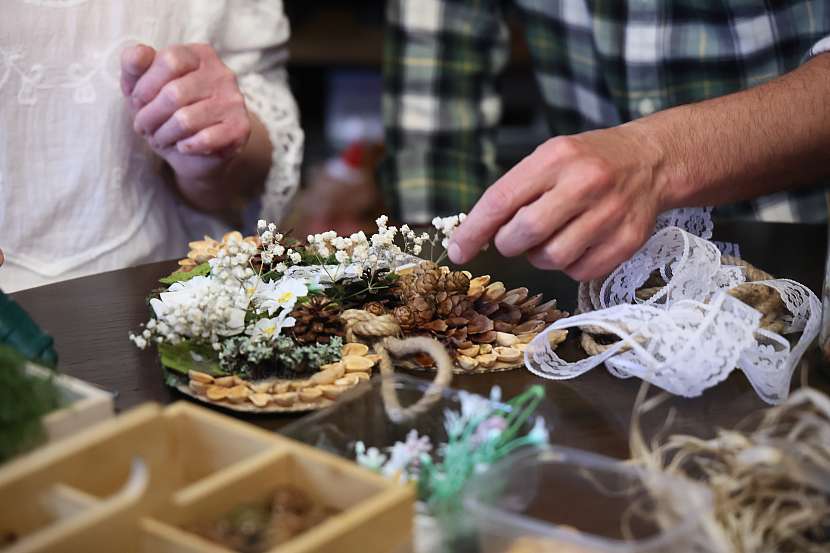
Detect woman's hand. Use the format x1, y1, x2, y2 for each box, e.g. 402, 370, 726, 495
120, 43, 264, 210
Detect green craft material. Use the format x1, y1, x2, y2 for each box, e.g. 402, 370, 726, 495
159, 262, 211, 285
159, 341, 226, 376
355, 385, 549, 513
0, 345, 61, 463
419, 385, 547, 510
0, 291, 58, 368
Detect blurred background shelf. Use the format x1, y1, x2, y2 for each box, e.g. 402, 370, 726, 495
285, 0, 544, 168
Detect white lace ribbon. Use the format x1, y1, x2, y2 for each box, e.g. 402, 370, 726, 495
525, 216, 821, 404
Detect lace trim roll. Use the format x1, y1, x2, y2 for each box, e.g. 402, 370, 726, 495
525, 210, 820, 404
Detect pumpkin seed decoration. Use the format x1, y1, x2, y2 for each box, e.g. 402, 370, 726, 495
183, 341, 380, 412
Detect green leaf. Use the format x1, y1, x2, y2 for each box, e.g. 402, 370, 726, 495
158, 341, 225, 376
159, 262, 211, 285
164, 372, 181, 388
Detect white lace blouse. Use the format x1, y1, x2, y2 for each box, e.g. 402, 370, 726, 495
0, 0, 303, 293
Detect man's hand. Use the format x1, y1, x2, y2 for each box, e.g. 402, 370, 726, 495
121, 43, 265, 210
449, 53, 830, 281
448, 124, 669, 281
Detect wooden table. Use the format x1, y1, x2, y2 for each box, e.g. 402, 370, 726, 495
11, 221, 830, 461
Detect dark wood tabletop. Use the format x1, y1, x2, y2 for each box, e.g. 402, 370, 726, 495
11, 220, 830, 463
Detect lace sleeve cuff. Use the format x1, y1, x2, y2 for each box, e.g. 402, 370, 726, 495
238, 70, 304, 223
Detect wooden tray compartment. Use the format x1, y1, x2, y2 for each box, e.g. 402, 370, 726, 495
0, 406, 160, 549
33, 364, 114, 446
0, 402, 413, 553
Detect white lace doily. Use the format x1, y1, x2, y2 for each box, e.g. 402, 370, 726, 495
525, 208, 821, 404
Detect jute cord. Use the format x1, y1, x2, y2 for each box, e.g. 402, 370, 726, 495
341, 309, 453, 423
577, 255, 782, 356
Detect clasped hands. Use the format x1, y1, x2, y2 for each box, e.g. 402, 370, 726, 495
120, 43, 252, 187
449, 123, 673, 282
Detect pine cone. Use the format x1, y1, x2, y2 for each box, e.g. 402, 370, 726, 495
472, 282, 568, 335
409, 296, 435, 324
442, 271, 470, 294
393, 306, 416, 330
289, 296, 345, 346
412, 264, 442, 296
363, 301, 388, 316
396, 265, 568, 364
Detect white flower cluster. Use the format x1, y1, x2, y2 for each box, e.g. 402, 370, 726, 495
129, 275, 250, 349
214, 276, 310, 369
306, 229, 373, 266
131, 230, 312, 352
397, 223, 430, 256
250, 277, 307, 317
257, 219, 302, 273
210, 234, 258, 285
355, 429, 433, 482
368, 215, 405, 267
303, 214, 440, 274
432, 213, 467, 248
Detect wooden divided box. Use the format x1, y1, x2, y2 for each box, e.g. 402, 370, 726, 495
0, 402, 414, 553
24, 363, 114, 449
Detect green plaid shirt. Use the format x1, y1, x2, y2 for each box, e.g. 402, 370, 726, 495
381, 0, 830, 224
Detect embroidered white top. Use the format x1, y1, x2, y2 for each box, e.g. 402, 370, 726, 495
0, 0, 303, 292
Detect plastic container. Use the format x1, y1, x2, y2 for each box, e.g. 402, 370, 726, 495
283, 374, 558, 553
463, 446, 712, 553
283, 375, 471, 457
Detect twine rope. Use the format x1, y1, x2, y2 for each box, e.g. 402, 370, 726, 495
341, 309, 453, 423
577, 255, 781, 356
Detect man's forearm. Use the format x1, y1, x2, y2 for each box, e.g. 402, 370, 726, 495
634, 53, 830, 211
175, 112, 273, 213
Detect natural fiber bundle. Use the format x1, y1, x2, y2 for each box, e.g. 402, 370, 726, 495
578, 255, 781, 356
630, 385, 830, 553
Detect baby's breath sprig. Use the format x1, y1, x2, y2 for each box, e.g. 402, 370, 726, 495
256, 219, 302, 275
428, 213, 466, 264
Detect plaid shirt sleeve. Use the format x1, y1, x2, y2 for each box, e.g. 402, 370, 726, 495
380, 0, 510, 224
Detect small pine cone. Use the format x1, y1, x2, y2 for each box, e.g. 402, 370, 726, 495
435, 291, 454, 318
410, 295, 435, 324
443, 271, 470, 294
409, 262, 442, 296
289, 296, 344, 345
414, 273, 440, 296
394, 305, 416, 329
363, 301, 387, 316
394, 278, 413, 300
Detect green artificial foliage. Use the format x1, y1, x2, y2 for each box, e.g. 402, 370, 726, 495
0, 345, 61, 463
355, 385, 549, 513
160, 336, 343, 382
0, 291, 58, 368
271, 336, 344, 373
159, 262, 211, 285
418, 385, 547, 511
158, 341, 226, 376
